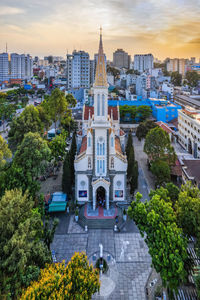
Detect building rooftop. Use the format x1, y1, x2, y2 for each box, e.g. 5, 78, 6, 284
182, 159, 200, 183
156, 121, 174, 134
115, 136, 123, 154
84, 105, 118, 121
79, 136, 87, 154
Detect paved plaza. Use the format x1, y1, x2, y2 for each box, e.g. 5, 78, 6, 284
51, 216, 151, 300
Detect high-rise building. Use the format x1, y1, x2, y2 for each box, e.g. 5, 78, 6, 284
0, 53, 9, 82
66, 50, 90, 89
134, 54, 154, 73
10, 53, 33, 80
113, 49, 130, 69
166, 58, 188, 75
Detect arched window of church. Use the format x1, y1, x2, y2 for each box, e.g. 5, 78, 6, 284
97, 142, 99, 155
102, 94, 105, 116
88, 136, 91, 147
97, 94, 100, 116
103, 143, 105, 155
97, 160, 99, 173
111, 137, 114, 147
103, 160, 105, 173
100, 160, 102, 171
100, 144, 102, 155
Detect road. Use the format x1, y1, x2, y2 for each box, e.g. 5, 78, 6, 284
133, 135, 155, 201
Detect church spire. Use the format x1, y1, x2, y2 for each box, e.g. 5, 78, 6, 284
94, 27, 108, 88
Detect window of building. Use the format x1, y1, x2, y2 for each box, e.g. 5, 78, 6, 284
111, 137, 114, 147
97, 94, 100, 116
102, 94, 105, 116
88, 136, 91, 147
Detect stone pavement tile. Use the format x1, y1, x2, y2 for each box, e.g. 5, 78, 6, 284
68, 216, 86, 233
51, 233, 88, 262
87, 229, 115, 258
115, 233, 151, 263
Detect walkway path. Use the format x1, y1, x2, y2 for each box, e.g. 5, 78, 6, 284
133, 136, 155, 200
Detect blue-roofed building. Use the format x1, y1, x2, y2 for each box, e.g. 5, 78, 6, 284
108, 98, 181, 123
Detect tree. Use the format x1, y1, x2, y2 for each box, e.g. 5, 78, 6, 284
128, 192, 188, 291
36, 105, 52, 132
0, 189, 51, 298
185, 71, 200, 88
21, 252, 100, 299
8, 105, 43, 148
149, 183, 179, 208
48, 88, 69, 131
144, 127, 176, 165
62, 152, 72, 195
171, 71, 182, 86
0, 135, 12, 169
151, 160, 171, 187
175, 182, 200, 242
136, 120, 157, 141
49, 131, 66, 162
125, 131, 133, 160
13, 132, 51, 182
127, 146, 135, 179
43, 217, 59, 250
66, 93, 77, 108
130, 161, 138, 194
136, 105, 152, 122
195, 269, 200, 299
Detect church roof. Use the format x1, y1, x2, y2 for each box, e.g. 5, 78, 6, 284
93, 28, 108, 88
115, 137, 123, 154
79, 136, 87, 154
84, 105, 118, 120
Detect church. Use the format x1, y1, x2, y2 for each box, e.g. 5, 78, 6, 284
74, 30, 127, 210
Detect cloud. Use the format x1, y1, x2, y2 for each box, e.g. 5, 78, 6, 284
0, 6, 25, 16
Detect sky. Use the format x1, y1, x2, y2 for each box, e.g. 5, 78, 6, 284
0, 0, 200, 61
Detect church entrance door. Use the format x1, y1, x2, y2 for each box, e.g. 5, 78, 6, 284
96, 186, 106, 207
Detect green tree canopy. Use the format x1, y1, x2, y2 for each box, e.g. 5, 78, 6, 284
144, 127, 176, 165
8, 105, 43, 148
48, 88, 69, 131
66, 93, 77, 108
185, 71, 200, 87
128, 192, 188, 290
0, 135, 12, 169
136, 120, 157, 141
13, 132, 51, 182
171, 71, 182, 86
0, 189, 51, 298
151, 160, 171, 187
49, 131, 67, 162
176, 182, 200, 242
21, 252, 100, 299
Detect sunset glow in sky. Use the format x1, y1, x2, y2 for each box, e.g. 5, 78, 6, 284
0, 0, 200, 60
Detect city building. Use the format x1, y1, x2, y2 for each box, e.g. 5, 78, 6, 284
161, 82, 174, 100
181, 159, 200, 188
166, 58, 188, 75
0, 53, 9, 82
66, 50, 90, 89
166, 58, 179, 73
74, 31, 127, 209
134, 54, 154, 73
0, 53, 33, 81
113, 49, 130, 69
178, 106, 200, 158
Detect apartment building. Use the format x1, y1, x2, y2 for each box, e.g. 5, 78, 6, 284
178, 106, 200, 158
113, 49, 130, 69
66, 50, 90, 89
134, 54, 154, 73
0, 53, 9, 82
